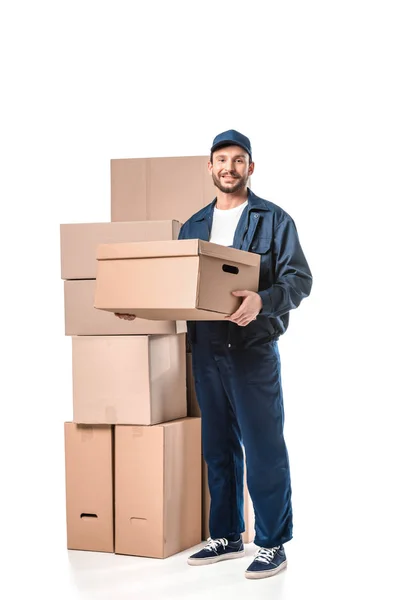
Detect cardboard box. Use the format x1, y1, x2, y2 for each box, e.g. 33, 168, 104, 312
64, 279, 187, 336
94, 239, 260, 321
114, 418, 202, 558
110, 156, 216, 225
64, 423, 114, 552
202, 457, 255, 544
186, 353, 200, 418
60, 220, 181, 280
72, 334, 187, 425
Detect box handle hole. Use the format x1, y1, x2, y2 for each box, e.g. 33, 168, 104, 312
222, 264, 239, 275
80, 513, 98, 519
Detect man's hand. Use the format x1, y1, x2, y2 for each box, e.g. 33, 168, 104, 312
225, 290, 262, 327
114, 313, 136, 321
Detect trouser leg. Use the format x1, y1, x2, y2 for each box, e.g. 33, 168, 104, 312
215, 340, 293, 548
191, 342, 245, 539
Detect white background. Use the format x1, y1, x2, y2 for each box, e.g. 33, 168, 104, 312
1, 1, 399, 598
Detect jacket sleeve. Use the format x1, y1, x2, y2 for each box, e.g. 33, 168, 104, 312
258, 217, 312, 318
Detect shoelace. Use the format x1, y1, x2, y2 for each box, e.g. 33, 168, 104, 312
254, 546, 280, 564
204, 537, 229, 552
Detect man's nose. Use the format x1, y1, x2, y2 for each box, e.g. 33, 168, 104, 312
224, 159, 235, 172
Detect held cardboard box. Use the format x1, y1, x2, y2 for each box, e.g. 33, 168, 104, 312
60, 220, 181, 280
114, 418, 202, 558
64, 279, 187, 336
202, 458, 255, 544
94, 239, 260, 321
64, 423, 114, 552
72, 334, 187, 425
110, 156, 216, 224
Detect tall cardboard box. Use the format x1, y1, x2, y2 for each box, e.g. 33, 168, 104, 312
72, 334, 187, 425
60, 220, 181, 280
202, 458, 255, 544
64, 423, 114, 552
115, 418, 202, 558
64, 279, 187, 336
94, 239, 260, 321
110, 156, 215, 224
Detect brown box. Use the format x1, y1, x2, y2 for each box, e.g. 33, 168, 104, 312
94, 239, 260, 321
111, 156, 215, 225
115, 418, 202, 558
202, 457, 255, 544
64, 279, 187, 336
72, 334, 187, 425
64, 423, 114, 552
186, 353, 200, 417
60, 220, 181, 280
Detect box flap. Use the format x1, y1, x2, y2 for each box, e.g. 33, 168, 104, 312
96, 239, 200, 260
197, 240, 260, 267
96, 239, 260, 267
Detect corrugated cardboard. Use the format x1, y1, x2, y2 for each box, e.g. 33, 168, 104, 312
202, 457, 255, 544
115, 418, 202, 558
72, 334, 187, 425
60, 220, 181, 280
64, 423, 114, 552
64, 279, 187, 336
94, 239, 260, 321
110, 156, 216, 224
186, 353, 200, 418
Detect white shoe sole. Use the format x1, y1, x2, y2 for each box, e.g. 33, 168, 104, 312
245, 559, 287, 579
187, 550, 245, 566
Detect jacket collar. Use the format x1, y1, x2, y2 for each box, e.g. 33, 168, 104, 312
193, 188, 269, 221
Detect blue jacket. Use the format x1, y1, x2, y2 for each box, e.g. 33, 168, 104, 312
178, 188, 313, 346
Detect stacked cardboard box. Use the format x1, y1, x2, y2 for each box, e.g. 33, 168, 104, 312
61, 155, 216, 558
110, 155, 216, 224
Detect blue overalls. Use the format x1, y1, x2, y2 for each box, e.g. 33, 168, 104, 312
179, 189, 312, 548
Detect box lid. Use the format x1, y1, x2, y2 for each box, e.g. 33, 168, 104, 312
96, 239, 260, 267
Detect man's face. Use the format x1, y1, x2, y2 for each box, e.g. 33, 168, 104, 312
208, 145, 254, 194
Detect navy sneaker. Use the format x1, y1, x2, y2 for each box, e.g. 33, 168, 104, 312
187, 536, 245, 565
245, 545, 287, 579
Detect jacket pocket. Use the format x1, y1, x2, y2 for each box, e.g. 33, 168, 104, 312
250, 237, 271, 254
249, 238, 272, 282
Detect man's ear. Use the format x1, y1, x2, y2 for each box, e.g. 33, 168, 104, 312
249, 161, 255, 176
207, 160, 213, 174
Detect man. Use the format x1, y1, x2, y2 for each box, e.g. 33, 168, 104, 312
116, 129, 312, 580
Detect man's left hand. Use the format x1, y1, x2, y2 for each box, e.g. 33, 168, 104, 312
225, 290, 263, 327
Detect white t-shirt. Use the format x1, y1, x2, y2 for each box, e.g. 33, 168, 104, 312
209, 201, 248, 246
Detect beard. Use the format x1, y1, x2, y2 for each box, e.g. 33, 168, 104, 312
212, 171, 248, 194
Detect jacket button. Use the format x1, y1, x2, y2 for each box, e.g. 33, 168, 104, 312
228, 343, 231, 348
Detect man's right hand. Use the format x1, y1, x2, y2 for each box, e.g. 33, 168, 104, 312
114, 313, 136, 321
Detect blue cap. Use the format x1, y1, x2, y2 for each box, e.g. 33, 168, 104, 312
211, 129, 252, 159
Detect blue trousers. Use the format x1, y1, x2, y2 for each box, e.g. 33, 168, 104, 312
191, 329, 293, 548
